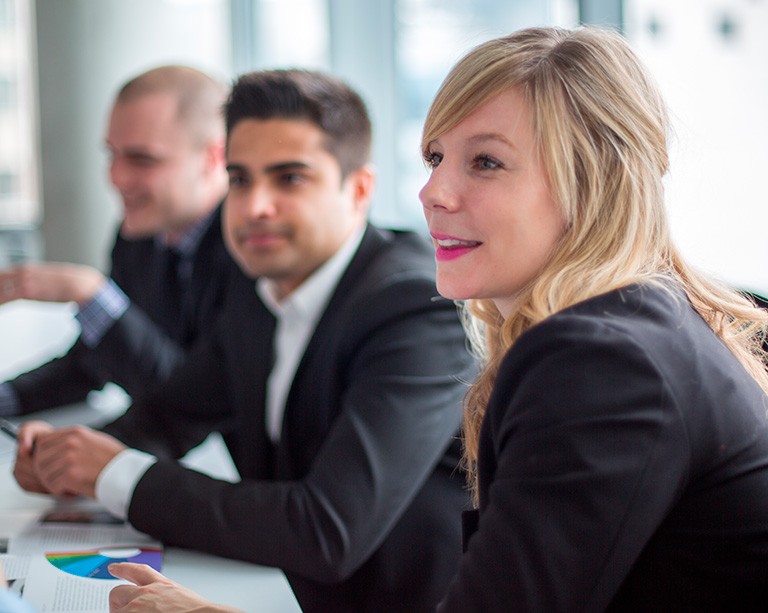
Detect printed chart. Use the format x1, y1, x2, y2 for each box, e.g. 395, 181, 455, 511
45, 546, 162, 579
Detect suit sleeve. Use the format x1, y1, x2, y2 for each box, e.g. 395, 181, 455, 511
438, 316, 690, 612
82, 232, 195, 402
8, 299, 191, 416
79, 304, 186, 400
124, 272, 472, 583
9, 340, 109, 415
100, 318, 235, 460
7, 236, 124, 414
10, 224, 235, 414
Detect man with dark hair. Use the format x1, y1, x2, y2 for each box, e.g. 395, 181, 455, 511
14, 70, 474, 612
0, 65, 234, 415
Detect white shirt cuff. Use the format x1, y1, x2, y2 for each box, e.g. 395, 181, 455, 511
95, 448, 157, 520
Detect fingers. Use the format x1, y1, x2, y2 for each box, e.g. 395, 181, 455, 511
108, 564, 173, 613
13, 453, 49, 494
0, 270, 19, 304
31, 426, 126, 498
109, 584, 141, 612
17, 420, 52, 456
0, 262, 105, 305
13, 421, 53, 494
0, 265, 45, 303
108, 562, 168, 586
107, 563, 236, 613
108, 563, 166, 613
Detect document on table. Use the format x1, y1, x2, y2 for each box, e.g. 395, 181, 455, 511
2, 501, 163, 613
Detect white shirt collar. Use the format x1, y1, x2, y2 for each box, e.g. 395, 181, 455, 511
257, 225, 366, 320
257, 224, 367, 443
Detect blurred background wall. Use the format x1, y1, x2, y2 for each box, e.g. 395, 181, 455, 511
1, 0, 766, 294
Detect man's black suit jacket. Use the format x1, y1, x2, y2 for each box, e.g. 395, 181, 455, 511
103, 225, 476, 612
10, 205, 235, 413
439, 283, 768, 612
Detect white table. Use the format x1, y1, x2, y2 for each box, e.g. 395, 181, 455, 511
0, 301, 302, 612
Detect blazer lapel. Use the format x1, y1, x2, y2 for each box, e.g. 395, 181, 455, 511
274, 225, 390, 469
289, 223, 388, 387
223, 274, 278, 479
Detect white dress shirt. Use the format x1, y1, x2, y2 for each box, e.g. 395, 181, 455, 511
95, 226, 366, 519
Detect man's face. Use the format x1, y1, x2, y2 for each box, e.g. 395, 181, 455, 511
224, 118, 371, 299
106, 92, 213, 239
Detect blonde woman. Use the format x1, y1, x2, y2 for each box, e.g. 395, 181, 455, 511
103, 25, 768, 613
421, 26, 768, 611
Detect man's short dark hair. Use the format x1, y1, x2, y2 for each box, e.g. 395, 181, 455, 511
225, 69, 372, 179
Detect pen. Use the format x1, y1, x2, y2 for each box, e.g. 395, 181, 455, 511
0, 417, 19, 440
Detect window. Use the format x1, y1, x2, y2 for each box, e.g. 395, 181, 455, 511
0, 77, 14, 109
232, 0, 329, 71
625, 0, 768, 292
392, 0, 567, 230
0, 0, 14, 31
234, 0, 571, 231
0, 0, 40, 229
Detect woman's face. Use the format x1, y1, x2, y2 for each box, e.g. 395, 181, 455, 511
420, 87, 565, 318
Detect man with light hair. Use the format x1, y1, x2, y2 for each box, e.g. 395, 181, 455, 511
0, 65, 236, 415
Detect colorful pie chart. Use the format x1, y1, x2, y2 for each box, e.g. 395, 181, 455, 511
45, 546, 163, 579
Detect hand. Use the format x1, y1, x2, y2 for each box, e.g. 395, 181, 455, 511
13, 420, 54, 494
0, 262, 106, 306
109, 563, 245, 613
0, 559, 6, 588
30, 426, 127, 498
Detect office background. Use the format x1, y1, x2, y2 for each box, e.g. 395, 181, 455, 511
0, 0, 766, 294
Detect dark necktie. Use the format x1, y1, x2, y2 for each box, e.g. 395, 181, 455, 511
162, 247, 188, 341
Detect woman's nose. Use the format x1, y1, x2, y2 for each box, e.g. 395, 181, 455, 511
419, 165, 458, 213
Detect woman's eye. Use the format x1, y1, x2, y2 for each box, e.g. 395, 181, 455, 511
228, 174, 247, 187
474, 155, 502, 170
423, 151, 443, 169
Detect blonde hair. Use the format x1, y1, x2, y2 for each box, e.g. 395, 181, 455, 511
422, 26, 768, 499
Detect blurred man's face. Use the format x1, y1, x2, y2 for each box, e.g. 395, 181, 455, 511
224, 118, 370, 299
106, 92, 212, 240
